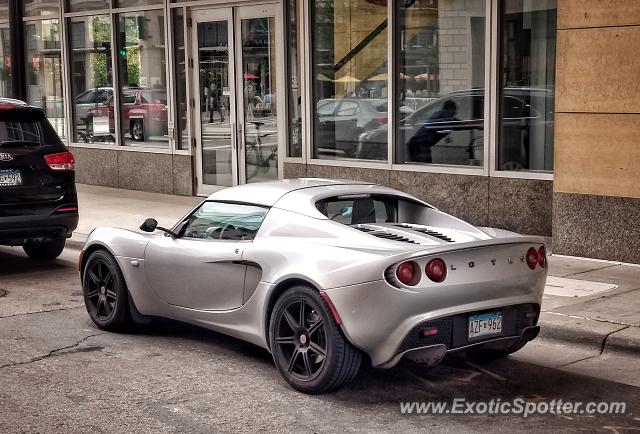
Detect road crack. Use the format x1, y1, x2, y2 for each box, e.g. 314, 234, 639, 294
556, 326, 631, 368
0, 305, 84, 319
0, 333, 105, 370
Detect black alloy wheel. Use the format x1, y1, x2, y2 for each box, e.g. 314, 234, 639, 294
82, 250, 132, 330
269, 285, 361, 394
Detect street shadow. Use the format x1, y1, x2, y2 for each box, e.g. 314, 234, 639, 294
0, 246, 73, 276
108, 314, 640, 407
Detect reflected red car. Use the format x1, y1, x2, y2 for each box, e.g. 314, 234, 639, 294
87, 88, 170, 142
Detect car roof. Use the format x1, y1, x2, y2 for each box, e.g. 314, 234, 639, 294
206, 178, 375, 207
0, 98, 29, 108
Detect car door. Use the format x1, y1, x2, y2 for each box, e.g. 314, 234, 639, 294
144, 201, 268, 311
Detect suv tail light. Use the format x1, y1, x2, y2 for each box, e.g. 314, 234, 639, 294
44, 151, 75, 171
425, 258, 447, 283
396, 261, 420, 286
538, 246, 547, 268
373, 115, 388, 124
526, 247, 539, 270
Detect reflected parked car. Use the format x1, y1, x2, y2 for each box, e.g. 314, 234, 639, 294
314, 98, 392, 158
86, 88, 169, 142
357, 88, 554, 167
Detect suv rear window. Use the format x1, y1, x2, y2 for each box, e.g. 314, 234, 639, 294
0, 109, 63, 146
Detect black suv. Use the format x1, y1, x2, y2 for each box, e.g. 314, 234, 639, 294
0, 98, 78, 260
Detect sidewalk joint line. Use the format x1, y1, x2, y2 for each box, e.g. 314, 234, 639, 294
542, 311, 639, 328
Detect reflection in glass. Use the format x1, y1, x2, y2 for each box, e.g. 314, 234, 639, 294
68, 16, 113, 144
197, 20, 233, 187
394, 0, 486, 167
23, 0, 59, 18
173, 9, 188, 150
0, 0, 7, 21
25, 19, 65, 138
240, 17, 278, 183
0, 23, 10, 98
311, 0, 388, 161
116, 11, 168, 147
286, 0, 302, 158
66, 0, 109, 14
499, 0, 556, 172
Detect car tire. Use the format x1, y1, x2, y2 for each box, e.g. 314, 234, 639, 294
22, 238, 65, 260
269, 285, 361, 394
82, 250, 132, 331
131, 119, 145, 142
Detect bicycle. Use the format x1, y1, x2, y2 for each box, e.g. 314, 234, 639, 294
244, 120, 277, 180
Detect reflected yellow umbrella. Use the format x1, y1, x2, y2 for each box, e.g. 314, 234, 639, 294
315, 73, 334, 82
334, 75, 361, 83
368, 73, 388, 81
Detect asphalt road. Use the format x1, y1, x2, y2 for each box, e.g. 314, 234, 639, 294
1, 246, 639, 433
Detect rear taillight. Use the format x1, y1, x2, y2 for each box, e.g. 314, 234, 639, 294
396, 261, 420, 286
526, 247, 539, 270
44, 151, 75, 171
425, 258, 447, 283
373, 115, 388, 124
538, 246, 546, 268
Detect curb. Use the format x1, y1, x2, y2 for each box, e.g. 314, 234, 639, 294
66, 233, 88, 251
537, 312, 640, 357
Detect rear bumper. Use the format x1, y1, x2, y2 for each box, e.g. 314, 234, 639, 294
324, 271, 545, 367
0, 212, 79, 245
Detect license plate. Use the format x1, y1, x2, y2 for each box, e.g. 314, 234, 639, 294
468, 311, 502, 339
0, 169, 22, 186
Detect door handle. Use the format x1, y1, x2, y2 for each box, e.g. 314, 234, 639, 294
437, 129, 453, 134
231, 121, 237, 150
240, 123, 245, 151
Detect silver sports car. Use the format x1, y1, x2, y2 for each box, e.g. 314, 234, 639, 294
79, 178, 547, 393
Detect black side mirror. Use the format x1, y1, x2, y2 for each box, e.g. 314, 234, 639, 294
140, 218, 158, 232
140, 217, 179, 238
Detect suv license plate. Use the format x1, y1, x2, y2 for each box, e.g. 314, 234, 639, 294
468, 311, 502, 339
0, 169, 22, 186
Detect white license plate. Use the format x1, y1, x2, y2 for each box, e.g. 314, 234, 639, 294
468, 311, 502, 339
0, 169, 22, 186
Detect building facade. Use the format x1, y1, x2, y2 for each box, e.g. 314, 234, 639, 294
0, 0, 638, 263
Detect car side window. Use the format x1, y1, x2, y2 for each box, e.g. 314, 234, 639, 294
76, 90, 95, 104
336, 101, 359, 117
182, 202, 269, 241
122, 91, 137, 104
317, 100, 339, 115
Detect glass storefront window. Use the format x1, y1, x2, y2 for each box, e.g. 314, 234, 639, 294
286, 0, 302, 158
498, 0, 556, 172
66, 0, 110, 14
395, 0, 486, 167
0, 23, 10, 98
311, 0, 389, 161
23, 0, 59, 18
25, 19, 65, 139
114, 0, 163, 8
68, 16, 114, 144
0, 0, 8, 21
116, 10, 168, 148
173, 8, 188, 150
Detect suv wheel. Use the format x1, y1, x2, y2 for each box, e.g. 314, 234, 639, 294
22, 238, 65, 260
131, 120, 145, 141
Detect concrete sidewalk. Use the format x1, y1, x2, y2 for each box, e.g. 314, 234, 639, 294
70, 184, 640, 362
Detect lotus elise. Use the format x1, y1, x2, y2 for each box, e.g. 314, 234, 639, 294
79, 178, 547, 393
